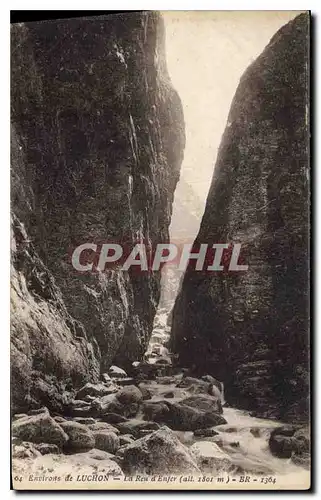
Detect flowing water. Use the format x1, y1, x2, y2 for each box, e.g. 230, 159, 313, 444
145, 307, 309, 485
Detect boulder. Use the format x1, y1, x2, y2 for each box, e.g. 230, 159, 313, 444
190, 441, 232, 472
93, 385, 143, 418
292, 426, 310, 454
176, 377, 211, 394
163, 401, 227, 431
270, 425, 296, 438
132, 362, 157, 380
12, 413, 68, 448
109, 366, 127, 379
34, 443, 60, 455
117, 385, 143, 405
291, 452, 311, 470
76, 382, 117, 400
268, 425, 308, 459
163, 391, 175, 398
100, 413, 128, 424
116, 419, 160, 438
250, 428, 261, 438
143, 399, 226, 430
143, 401, 170, 422
68, 399, 93, 418
193, 428, 219, 438
180, 394, 222, 414
91, 394, 122, 416
269, 434, 294, 459
93, 431, 120, 454
59, 421, 95, 452
12, 442, 41, 459
268, 425, 310, 464
121, 427, 200, 475
201, 375, 222, 393
88, 422, 119, 434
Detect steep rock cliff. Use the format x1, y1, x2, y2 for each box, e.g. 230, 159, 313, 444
171, 14, 309, 421
11, 12, 185, 411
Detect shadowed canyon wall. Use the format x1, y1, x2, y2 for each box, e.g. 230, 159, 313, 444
11, 12, 185, 412
171, 13, 309, 421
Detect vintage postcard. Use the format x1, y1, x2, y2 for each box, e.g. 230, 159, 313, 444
11, 10, 310, 490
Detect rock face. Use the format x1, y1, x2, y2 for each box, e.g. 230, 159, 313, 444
11, 12, 184, 411
171, 14, 309, 421
11, 214, 100, 414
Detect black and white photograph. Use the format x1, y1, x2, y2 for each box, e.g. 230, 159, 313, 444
10, 8, 310, 491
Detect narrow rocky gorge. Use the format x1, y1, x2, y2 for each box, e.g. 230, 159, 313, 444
11, 12, 310, 484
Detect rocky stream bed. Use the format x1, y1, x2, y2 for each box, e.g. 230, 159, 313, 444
12, 309, 310, 489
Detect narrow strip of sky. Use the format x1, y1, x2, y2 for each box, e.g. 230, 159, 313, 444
162, 11, 300, 240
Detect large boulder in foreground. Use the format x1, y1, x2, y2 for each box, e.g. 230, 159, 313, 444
171, 13, 309, 421
12, 411, 68, 448
11, 11, 185, 411
121, 427, 200, 475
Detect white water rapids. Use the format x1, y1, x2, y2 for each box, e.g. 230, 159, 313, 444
145, 307, 309, 487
